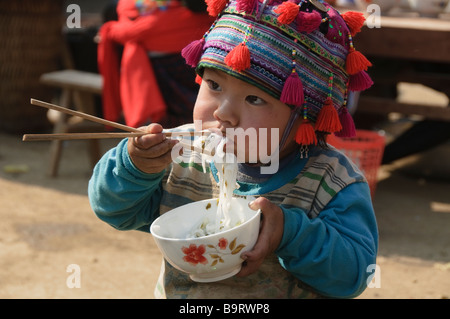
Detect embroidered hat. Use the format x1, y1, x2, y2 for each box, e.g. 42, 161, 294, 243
182, 0, 373, 145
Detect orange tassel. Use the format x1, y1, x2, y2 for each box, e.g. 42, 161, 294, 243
315, 98, 342, 133
346, 48, 372, 75
225, 42, 251, 72
274, 1, 300, 25
206, 0, 228, 17
342, 11, 366, 36
296, 119, 317, 145
195, 74, 202, 85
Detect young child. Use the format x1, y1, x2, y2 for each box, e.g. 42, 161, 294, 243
89, 0, 378, 299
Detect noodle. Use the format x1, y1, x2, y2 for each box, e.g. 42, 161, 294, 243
187, 134, 244, 238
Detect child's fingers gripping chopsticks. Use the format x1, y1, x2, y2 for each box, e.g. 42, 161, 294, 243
128, 124, 180, 174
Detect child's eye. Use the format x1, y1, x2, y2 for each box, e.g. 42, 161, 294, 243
206, 79, 221, 91
246, 95, 266, 106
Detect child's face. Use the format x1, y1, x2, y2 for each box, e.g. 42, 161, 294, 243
193, 68, 298, 163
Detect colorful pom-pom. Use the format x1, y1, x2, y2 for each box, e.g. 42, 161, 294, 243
297, 11, 322, 34
236, 0, 257, 14
280, 70, 304, 107
224, 42, 251, 72
296, 119, 317, 146
181, 38, 205, 67
315, 98, 342, 133
342, 11, 366, 37
348, 71, 373, 91
335, 107, 356, 138
206, 0, 228, 17
274, 1, 300, 25
346, 48, 372, 75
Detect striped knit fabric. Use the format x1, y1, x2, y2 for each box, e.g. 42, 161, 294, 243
154, 125, 366, 298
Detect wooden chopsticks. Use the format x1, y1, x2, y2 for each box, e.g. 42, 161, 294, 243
22, 130, 207, 141
22, 132, 148, 141
28, 98, 141, 133
22, 99, 214, 156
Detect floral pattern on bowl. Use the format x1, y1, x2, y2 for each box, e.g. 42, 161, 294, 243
182, 237, 245, 267
150, 197, 260, 282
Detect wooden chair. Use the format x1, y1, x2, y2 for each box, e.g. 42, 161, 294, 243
39, 69, 103, 177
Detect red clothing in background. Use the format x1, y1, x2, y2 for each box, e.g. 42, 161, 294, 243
98, 0, 213, 128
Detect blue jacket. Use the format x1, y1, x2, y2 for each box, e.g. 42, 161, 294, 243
89, 137, 378, 298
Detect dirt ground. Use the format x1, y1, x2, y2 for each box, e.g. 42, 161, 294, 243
1, 122, 449, 299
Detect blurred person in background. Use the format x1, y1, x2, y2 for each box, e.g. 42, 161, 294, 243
97, 0, 214, 128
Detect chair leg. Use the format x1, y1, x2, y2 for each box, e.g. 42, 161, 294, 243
47, 89, 71, 177
73, 90, 103, 170
47, 139, 64, 177
88, 139, 101, 170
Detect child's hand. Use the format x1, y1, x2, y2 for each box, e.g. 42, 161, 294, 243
237, 197, 284, 277
127, 123, 179, 174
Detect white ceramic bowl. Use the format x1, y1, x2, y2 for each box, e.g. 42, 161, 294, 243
150, 197, 261, 282
355, 0, 401, 13
408, 0, 449, 17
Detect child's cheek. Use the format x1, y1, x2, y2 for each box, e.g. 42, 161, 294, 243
193, 102, 215, 124
193, 84, 216, 122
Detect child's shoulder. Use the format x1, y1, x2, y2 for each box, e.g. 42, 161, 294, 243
307, 145, 367, 184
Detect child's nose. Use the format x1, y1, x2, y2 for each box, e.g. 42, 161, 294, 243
213, 99, 239, 127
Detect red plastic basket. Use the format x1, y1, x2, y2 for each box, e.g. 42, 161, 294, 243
328, 130, 386, 198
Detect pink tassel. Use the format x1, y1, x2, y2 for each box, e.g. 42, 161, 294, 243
348, 71, 373, 91
297, 11, 322, 34
236, 0, 257, 14
335, 107, 356, 138
280, 71, 304, 107
181, 38, 205, 67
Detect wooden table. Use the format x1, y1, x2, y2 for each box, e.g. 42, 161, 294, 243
354, 15, 450, 121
